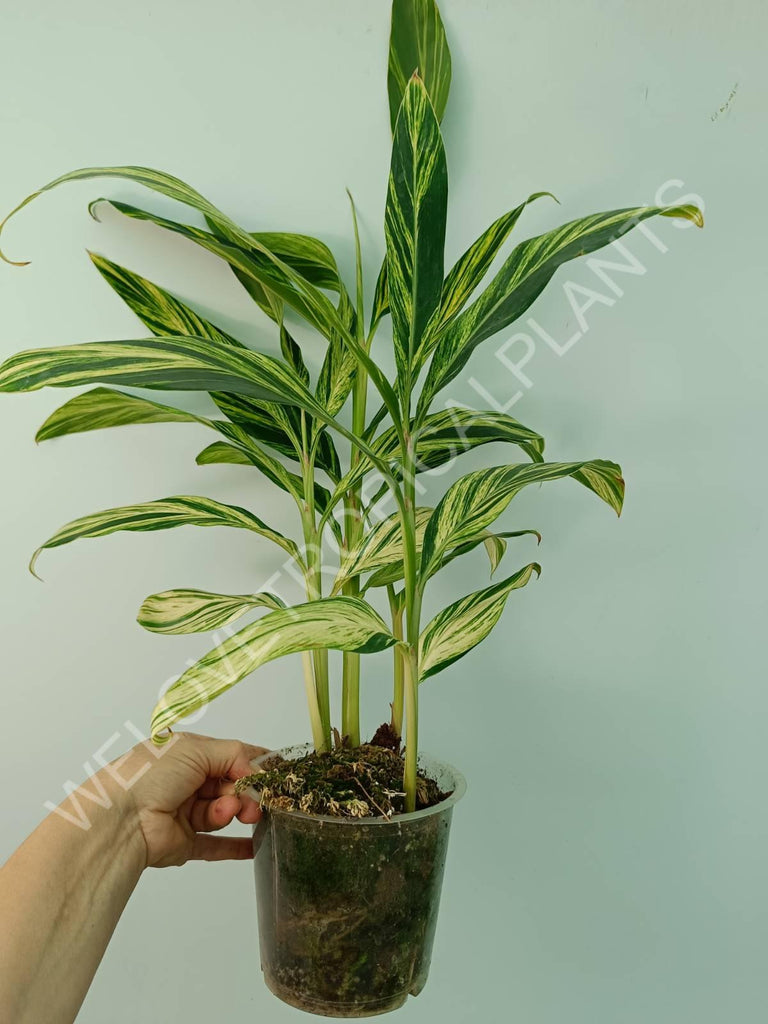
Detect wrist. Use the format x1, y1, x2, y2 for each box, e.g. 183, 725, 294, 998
85, 764, 148, 876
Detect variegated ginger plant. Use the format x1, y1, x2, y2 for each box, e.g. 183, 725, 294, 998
0, 0, 701, 811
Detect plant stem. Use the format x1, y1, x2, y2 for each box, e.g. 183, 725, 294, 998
340, 200, 370, 749
399, 429, 422, 811
387, 586, 405, 737
302, 651, 327, 751
300, 412, 332, 752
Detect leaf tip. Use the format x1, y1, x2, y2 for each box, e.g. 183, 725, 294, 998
87, 198, 108, 222
28, 549, 44, 581
662, 203, 704, 229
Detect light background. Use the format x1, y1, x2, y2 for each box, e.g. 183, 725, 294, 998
1, 1, 765, 1021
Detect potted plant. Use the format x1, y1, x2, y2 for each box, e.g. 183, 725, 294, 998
0, 0, 701, 1015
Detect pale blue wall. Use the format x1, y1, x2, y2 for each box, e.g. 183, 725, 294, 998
1, 1, 765, 1021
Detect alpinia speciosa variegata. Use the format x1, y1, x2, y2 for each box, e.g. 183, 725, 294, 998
0, 0, 701, 811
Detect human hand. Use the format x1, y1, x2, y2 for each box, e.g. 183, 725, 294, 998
104, 732, 267, 869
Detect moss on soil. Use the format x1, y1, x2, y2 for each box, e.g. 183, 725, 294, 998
235, 730, 445, 819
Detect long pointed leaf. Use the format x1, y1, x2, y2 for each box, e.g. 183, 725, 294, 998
419, 203, 703, 411
388, 0, 452, 132
36, 387, 208, 441
150, 597, 396, 740
0, 335, 398, 489
429, 191, 555, 341
385, 74, 448, 399
0, 165, 400, 423
419, 563, 541, 680
420, 460, 624, 580
30, 495, 300, 576
332, 507, 434, 595
138, 588, 286, 634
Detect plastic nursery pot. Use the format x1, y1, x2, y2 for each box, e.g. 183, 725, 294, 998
246, 745, 466, 1018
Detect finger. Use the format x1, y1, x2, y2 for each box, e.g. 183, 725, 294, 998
198, 777, 236, 799
188, 795, 242, 833
237, 795, 263, 825
190, 834, 254, 862
178, 734, 270, 781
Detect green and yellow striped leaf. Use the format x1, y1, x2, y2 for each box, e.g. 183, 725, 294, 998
195, 439, 339, 538
0, 335, 397, 489
428, 191, 556, 342
370, 260, 390, 333
315, 287, 358, 418
101, 196, 397, 421
323, 406, 545, 515
419, 562, 541, 680
442, 527, 542, 577
89, 251, 240, 348
332, 507, 434, 595
418, 203, 704, 411
29, 495, 300, 577
88, 253, 314, 458
388, 0, 452, 132
0, 165, 398, 420
138, 588, 286, 634
385, 74, 448, 399
420, 460, 624, 580
91, 246, 339, 476
0, 334, 322, 414
365, 526, 538, 590
36, 388, 328, 506
150, 596, 396, 741
97, 199, 342, 347
35, 387, 208, 441
409, 407, 545, 467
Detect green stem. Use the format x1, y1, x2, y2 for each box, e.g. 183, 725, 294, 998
302, 651, 327, 751
339, 198, 370, 750
300, 412, 332, 752
387, 586, 405, 737
399, 430, 422, 811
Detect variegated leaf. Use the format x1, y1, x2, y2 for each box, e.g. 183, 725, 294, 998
325, 406, 545, 513
150, 597, 396, 740
428, 191, 555, 343
35, 387, 322, 500
412, 407, 545, 466
315, 287, 358, 417
0, 165, 399, 416
195, 439, 339, 535
420, 460, 624, 580
138, 588, 286, 634
102, 197, 397, 419
370, 260, 389, 332
88, 252, 322, 466
365, 526, 537, 590
385, 74, 448, 399
332, 507, 434, 595
35, 387, 208, 441
89, 251, 240, 347
418, 203, 704, 411
0, 334, 323, 414
419, 562, 541, 680
388, 0, 452, 132
29, 495, 300, 577
443, 527, 542, 577
0, 335, 395, 488
96, 200, 342, 350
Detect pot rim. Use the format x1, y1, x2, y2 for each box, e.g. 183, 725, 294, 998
245, 743, 467, 825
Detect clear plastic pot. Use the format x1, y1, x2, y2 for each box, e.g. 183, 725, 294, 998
246, 746, 466, 1017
